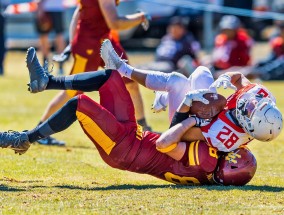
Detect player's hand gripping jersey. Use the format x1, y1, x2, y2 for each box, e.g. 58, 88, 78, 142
201, 83, 275, 152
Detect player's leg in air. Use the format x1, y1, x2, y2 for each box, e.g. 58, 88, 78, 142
100, 39, 216, 121
35, 39, 151, 146
0, 48, 139, 162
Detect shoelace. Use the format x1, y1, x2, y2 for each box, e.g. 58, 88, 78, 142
43, 60, 54, 74
118, 53, 128, 63
26, 50, 52, 76
0, 130, 23, 148
100, 43, 128, 67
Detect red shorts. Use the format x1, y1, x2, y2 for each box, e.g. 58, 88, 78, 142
71, 36, 132, 81
76, 71, 139, 169
68, 36, 132, 97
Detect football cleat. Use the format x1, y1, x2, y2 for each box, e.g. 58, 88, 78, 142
152, 91, 168, 113
36, 136, 65, 146
26, 47, 49, 93
100, 39, 126, 70
0, 130, 31, 155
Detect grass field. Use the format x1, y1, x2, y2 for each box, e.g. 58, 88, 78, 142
0, 50, 283, 215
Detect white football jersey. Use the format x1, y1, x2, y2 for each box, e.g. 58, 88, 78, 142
201, 83, 275, 152
201, 110, 253, 152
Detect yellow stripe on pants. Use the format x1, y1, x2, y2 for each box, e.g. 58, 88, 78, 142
76, 110, 116, 155
67, 54, 88, 97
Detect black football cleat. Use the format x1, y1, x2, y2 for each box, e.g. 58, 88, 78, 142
26, 47, 49, 93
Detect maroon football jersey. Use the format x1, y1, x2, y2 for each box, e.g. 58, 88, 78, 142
77, 71, 218, 186
70, 1, 129, 75
76, 0, 114, 40
126, 132, 218, 185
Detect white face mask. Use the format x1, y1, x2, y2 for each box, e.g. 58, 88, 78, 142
236, 93, 282, 141
237, 93, 264, 118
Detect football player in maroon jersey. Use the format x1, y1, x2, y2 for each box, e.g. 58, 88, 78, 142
0, 47, 219, 186
0, 47, 258, 186
35, 0, 152, 146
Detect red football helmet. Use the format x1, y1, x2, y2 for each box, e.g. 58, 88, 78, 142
213, 147, 257, 186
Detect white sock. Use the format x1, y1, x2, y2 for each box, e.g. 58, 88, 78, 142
118, 62, 134, 79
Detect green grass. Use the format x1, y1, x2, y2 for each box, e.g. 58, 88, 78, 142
0, 51, 283, 214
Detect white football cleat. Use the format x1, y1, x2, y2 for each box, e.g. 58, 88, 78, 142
152, 91, 168, 113
100, 39, 126, 70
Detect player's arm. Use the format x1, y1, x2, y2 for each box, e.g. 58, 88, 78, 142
225, 71, 251, 90
170, 103, 191, 128
98, 0, 148, 30
156, 117, 197, 161
69, 6, 80, 44
210, 71, 251, 91
170, 89, 211, 128
156, 89, 212, 160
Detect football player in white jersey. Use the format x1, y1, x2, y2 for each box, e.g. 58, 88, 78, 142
100, 39, 283, 153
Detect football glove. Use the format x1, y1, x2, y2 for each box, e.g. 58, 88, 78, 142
210, 74, 237, 91
182, 89, 211, 107
52, 44, 72, 63
192, 116, 212, 127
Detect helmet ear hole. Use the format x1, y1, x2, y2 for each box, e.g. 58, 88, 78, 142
213, 147, 257, 186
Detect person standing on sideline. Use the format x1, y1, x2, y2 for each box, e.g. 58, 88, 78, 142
212, 15, 253, 72
34, 0, 66, 75
35, 0, 152, 146
137, 16, 200, 77
0, 0, 8, 76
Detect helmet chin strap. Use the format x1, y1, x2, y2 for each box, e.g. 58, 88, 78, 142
228, 109, 242, 127
236, 95, 257, 136
236, 108, 255, 137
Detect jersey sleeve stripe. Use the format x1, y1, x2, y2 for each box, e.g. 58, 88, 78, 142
188, 142, 196, 166
195, 141, 200, 165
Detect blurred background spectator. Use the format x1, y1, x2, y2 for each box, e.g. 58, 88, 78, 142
211, 15, 253, 73
137, 16, 200, 77
3, 0, 284, 81
223, 0, 253, 31
34, 0, 66, 74
252, 8, 284, 80
0, 0, 8, 76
